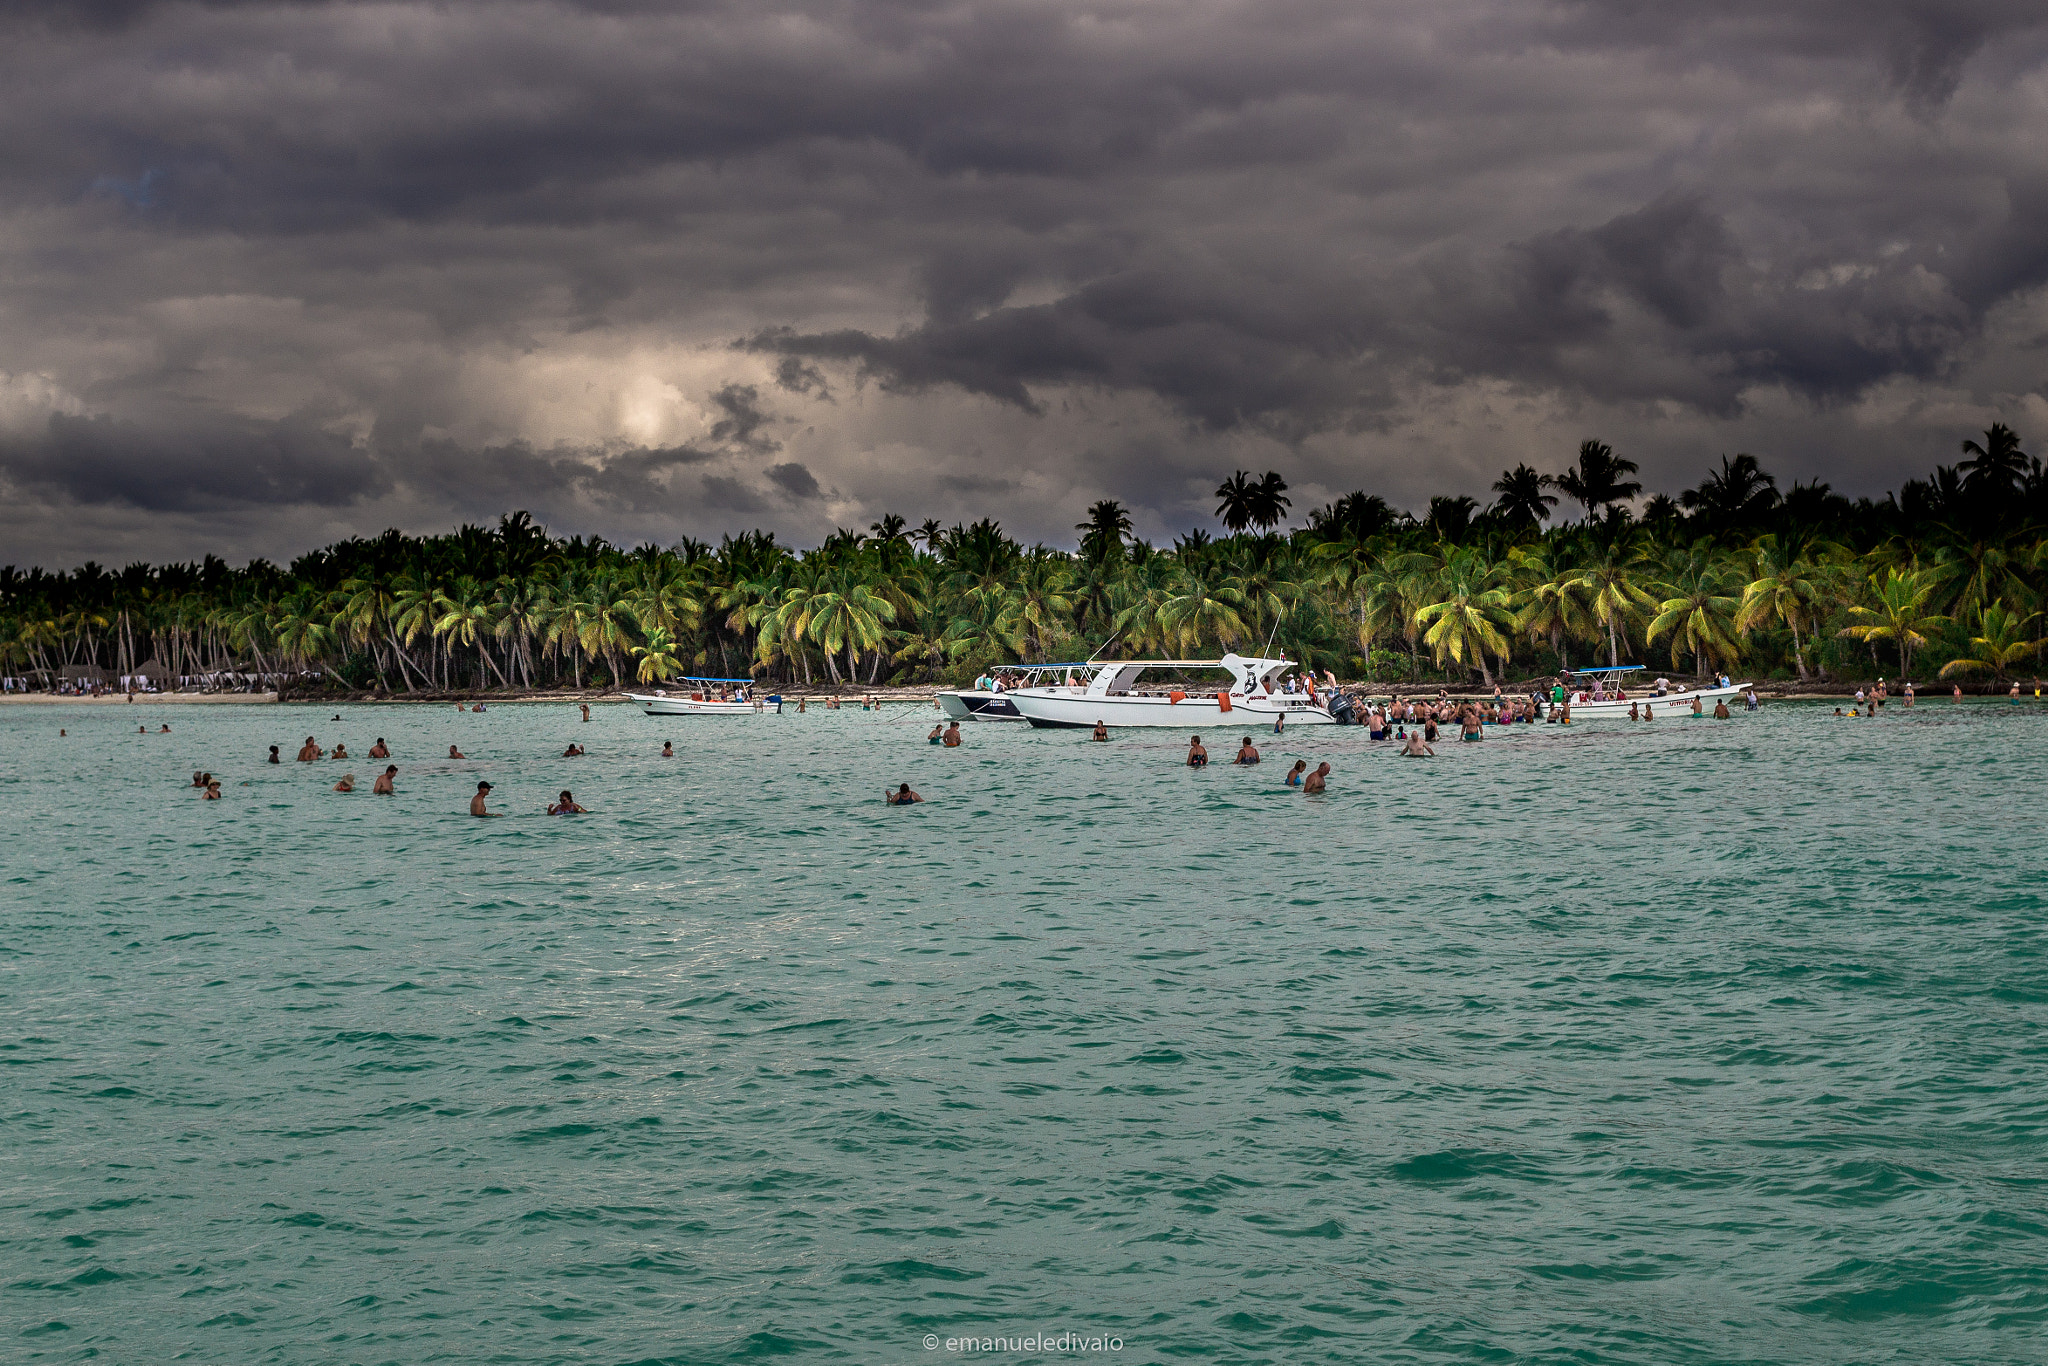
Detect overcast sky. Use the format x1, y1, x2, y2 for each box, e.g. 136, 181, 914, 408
3, 0, 2046, 568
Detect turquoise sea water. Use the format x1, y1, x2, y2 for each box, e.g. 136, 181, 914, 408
2, 697, 2045, 1365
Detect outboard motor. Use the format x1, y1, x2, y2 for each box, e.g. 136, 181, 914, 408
1329, 693, 1358, 725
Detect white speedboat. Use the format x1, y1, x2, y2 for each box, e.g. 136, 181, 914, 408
1007, 654, 1337, 729
626, 676, 782, 715
937, 663, 1092, 722
1550, 666, 1749, 719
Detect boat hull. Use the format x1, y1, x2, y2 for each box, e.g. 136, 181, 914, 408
626, 692, 782, 716
937, 691, 1027, 722
1010, 688, 1335, 729
1555, 681, 1750, 719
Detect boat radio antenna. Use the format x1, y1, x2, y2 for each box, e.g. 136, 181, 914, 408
1085, 630, 1122, 663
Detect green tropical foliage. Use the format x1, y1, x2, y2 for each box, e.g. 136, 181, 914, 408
3, 432, 2046, 693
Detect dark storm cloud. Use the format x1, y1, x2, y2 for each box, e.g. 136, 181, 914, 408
0, 411, 382, 512
2, 0, 2047, 565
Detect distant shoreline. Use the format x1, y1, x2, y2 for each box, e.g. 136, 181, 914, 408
0, 692, 281, 706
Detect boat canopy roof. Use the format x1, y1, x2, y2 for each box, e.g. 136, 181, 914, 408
1569, 665, 1644, 674
674, 675, 756, 683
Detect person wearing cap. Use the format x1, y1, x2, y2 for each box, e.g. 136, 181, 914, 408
470, 780, 494, 816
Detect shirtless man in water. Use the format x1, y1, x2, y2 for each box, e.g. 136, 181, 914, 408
942, 721, 962, 747
373, 765, 397, 794
448, 744, 466, 759
296, 736, 322, 762
469, 781, 494, 816
1401, 731, 1434, 756
1303, 762, 1330, 793
562, 743, 584, 757
368, 738, 390, 759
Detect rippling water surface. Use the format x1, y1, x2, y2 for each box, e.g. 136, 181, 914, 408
3, 697, 2045, 1364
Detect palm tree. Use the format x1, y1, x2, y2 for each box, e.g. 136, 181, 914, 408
1681, 453, 1779, 528
1550, 440, 1642, 519
1838, 567, 1949, 677
1412, 549, 1512, 684
1507, 545, 1589, 666
1569, 537, 1657, 666
1646, 548, 1743, 677
1936, 601, 2041, 681
1735, 535, 1829, 680
1156, 568, 1250, 654
1215, 470, 1291, 533
1491, 464, 1558, 531
1076, 499, 1133, 563
1958, 424, 2030, 501
631, 628, 685, 683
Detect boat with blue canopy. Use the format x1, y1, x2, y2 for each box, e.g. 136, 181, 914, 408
625, 677, 782, 716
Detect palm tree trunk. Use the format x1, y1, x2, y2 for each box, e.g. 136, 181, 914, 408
1789, 617, 1810, 681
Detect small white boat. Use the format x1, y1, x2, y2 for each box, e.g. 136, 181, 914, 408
626, 676, 782, 716
1549, 666, 1750, 719
937, 662, 1093, 722
1008, 654, 1337, 729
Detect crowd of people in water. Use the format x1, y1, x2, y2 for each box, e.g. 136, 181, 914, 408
118, 668, 2043, 815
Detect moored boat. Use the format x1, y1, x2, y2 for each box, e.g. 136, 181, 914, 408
937, 662, 1093, 722
626, 676, 781, 715
1550, 666, 1749, 719
1007, 654, 1337, 729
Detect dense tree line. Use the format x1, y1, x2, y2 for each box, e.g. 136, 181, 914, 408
4, 427, 2045, 693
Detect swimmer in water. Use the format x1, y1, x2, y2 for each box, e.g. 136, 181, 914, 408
1273, 711, 1285, 736
1303, 762, 1330, 793
449, 744, 467, 759
202, 779, 222, 800
1713, 699, 1731, 719
548, 789, 586, 814
661, 741, 674, 757
1092, 720, 1109, 741
1401, 730, 1434, 757
296, 736, 321, 762
472, 703, 485, 713
333, 773, 356, 793
469, 781, 494, 816
562, 743, 584, 757
1629, 702, 1640, 721
373, 765, 397, 794
268, 745, 281, 763
159, 723, 171, 733
191, 771, 207, 788
579, 704, 591, 723
942, 721, 963, 747
1186, 735, 1209, 768
139, 725, 147, 734
369, 738, 390, 759
885, 783, 923, 805
1691, 695, 1704, 716
928, 723, 944, 745
1285, 760, 1307, 787
332, 742, 349, 760
1235, 736, 1260, 765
